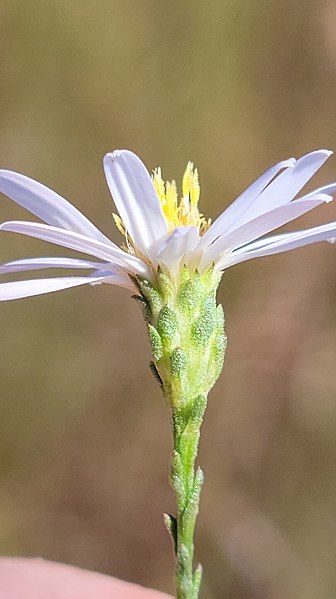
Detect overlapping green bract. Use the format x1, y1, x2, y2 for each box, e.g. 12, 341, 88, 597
137, 266, 226, 408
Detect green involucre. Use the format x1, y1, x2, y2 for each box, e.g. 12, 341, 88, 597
137, 266, 225, 408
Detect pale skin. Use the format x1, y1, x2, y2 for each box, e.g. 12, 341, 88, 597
0, 558, 171, 599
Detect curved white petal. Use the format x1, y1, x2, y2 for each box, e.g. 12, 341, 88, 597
299, 182, 336, 200
92, 270, 137, 292
199, 194, 332, 271
199, 150, 332, 252
158, 226, 200, 274
103, 150, 167, 257
220, 221, 336, 268
0, 170, 110, 242
0, 275, 111, 301
0, 221, 151, 278
0, 257, 109, 275
198, 157, 296, 249
240, 149, 332, 222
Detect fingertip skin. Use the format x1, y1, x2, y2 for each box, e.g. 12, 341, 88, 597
0, 557, 172, 599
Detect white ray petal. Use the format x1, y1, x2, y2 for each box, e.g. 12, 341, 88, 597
220, 221, 336, 268
0, 170, 109, 242
299, 182, 336, 200
0, 275, 111, 301
199, 151, 332, 252
92, 270, 137, 292
240, 149, 332, 222
200, 194, 332, 271
0, 257, 109, 275
158, 226, 200, 274
104, 150, 167, 257
198, 158, 296, 249
0, 221, 150, 278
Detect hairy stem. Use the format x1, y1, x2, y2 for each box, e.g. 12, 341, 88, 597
167, 400, 206, 598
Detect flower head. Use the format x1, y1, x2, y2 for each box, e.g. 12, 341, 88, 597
0, 149, 335, 301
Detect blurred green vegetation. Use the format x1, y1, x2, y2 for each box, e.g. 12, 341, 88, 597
0, 1, 335, 597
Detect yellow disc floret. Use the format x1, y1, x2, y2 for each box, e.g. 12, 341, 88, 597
113, 162, 210, 248
152, 162, 210, 234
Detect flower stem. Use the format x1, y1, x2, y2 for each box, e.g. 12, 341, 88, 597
166, 400, 206, 598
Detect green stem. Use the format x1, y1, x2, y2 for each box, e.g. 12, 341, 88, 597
168, 402, 205, 598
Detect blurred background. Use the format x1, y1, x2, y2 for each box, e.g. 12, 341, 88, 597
0, 1, 335, 597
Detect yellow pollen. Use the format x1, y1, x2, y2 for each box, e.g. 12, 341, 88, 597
152, 162, 210, 234
112, 212, 135, 253
152, 168, 166, 203
113, 213, 126, 236
113, 162, 211, 245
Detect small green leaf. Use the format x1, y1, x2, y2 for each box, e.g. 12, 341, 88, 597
157, 268, 174, 301
157, 306, 179, 349
207, 330, 227, 388
190, 395, 207, 426
191, 307, 215, 347
193, 563, 203, 594
170, 450, 185, 508
148, 324, 163, 361
181, 467, 204, 531
178, 278, 201, 313
170, 347, 187, 378
163, 513, 178, 554
137, 278, 162, 318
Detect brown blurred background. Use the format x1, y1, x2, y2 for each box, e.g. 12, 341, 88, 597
0, 1, 335, 597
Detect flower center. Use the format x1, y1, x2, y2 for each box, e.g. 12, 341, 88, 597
112, 162, 211, 248
152, 162, 211, 234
